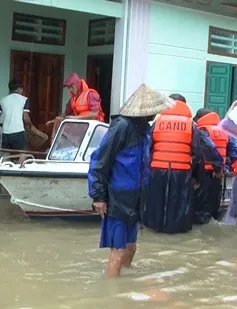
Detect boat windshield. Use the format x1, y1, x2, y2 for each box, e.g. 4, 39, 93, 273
83, 124, 108, 162
48, 122, 89, 161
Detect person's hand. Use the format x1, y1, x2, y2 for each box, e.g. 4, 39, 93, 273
192, 178, 200, 190
93, 202, 107, 219
193, 182, 200, 190
213, 171, 223, 179
46, 120, 54, 126
25, 124, 32, 129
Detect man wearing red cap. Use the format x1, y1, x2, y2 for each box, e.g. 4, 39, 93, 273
46, 73, 104, 136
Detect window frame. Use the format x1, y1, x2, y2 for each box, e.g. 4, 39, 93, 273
82, 124, 108, 162
87, 17, 115, 47
208, 26, 237, 59
48, 121, 89, 161
12, 12, 66, 46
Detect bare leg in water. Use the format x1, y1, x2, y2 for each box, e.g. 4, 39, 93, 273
106, 243, 137, 278
122, 243, 137, 267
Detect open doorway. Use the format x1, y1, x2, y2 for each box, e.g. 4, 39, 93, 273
86, 54, 113, 123
10, 50, 64, 150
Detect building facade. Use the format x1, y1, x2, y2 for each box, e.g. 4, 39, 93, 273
1, 0, 237, 125
148, 1, 237, 118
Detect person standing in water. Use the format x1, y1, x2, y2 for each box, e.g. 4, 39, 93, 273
144, 97, 202, 234
88, 84, 175, 278
223, 101, 237, 225
193, 108, 237, 224
168, 94, 203, 188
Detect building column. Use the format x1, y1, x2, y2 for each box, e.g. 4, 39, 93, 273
124, 0, 151, 101
110, 0, 129, 115
110, 0, 151, 115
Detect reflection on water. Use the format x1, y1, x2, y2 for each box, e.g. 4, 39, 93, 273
1, 199, 237, 309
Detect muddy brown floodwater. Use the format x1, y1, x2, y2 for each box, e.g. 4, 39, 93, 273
0, 198, 237, 309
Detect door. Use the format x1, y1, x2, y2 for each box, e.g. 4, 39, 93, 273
205, 62, 232, 119
87, 55, 113, 123
86, 56, 97, 89
37, 54, 64, 133
10, 51, 38, 116
97, 56, 113, 123
10, 50, 64, 150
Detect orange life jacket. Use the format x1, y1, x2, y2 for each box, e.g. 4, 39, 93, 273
70, 79, 105, 122
151, 101, 193, 171
197, 112, 228, 171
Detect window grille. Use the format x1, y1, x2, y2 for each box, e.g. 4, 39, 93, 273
209, 26, 237, 58
12, 12, 66, 46
88, 18, 115, 47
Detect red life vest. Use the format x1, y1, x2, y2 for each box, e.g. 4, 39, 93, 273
197, 112, 228, 171
151, 101, 193, 171
70, 79, 105, 122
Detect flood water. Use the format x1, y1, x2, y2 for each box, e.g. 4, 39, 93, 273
1, 199, 237, 309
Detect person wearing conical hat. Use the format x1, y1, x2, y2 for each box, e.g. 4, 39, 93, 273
192, 108, 237, 225
88, 84, 175, 278
144, 97, 203, 234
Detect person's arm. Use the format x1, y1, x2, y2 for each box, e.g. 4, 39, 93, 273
88, 117, 128, 203
59, 111, 66, 118
198, 128, 223, 174
191, 123, 204, 184
23, 99, 32, 128
86, 91, 101, 119
62, 100, 73, 117
46, 101, 69, 125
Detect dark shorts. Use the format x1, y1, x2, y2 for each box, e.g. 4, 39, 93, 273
2, 131, 26, 150
100, 216, 139, 250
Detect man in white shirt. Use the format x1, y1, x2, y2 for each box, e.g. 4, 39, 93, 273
0, 80, 32, 150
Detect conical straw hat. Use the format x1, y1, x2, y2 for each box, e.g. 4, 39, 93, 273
120, 84, 175, 117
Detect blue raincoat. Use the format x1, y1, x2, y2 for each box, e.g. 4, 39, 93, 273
88, 115, 151, 224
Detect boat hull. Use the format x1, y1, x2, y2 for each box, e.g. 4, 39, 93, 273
0, 164, 233, 220
0, 175, 96, 218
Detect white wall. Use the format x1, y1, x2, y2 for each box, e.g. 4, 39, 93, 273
148, 2, 237, 115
